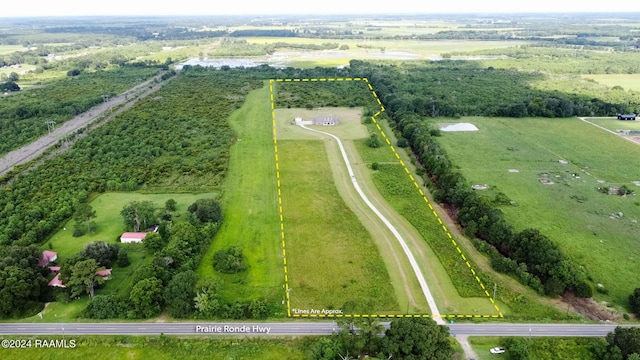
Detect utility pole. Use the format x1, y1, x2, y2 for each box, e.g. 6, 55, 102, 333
45, 120, 56, 133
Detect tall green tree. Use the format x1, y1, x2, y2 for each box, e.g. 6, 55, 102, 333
142, 232, 167, 255
379, 318, 453, 360
130, 277, 164, 318
605, 327, 640, 360
66, 259, 104, 299
187, 198, 223, 224
121, 201, 156, 232
72, 203, 97, 237
80, 241, 119, 268
194, 278, 222, 318
164, 271, 197, 318
629, 288, 640, 314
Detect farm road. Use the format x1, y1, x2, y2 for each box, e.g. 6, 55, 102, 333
298, 123, 445, 324
0, 71, 169, 176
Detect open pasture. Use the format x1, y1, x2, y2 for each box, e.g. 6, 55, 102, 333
273, 107, 366, 140
44, 192, 214, 259
586, 117, 640, 133
438, 117, 640, 307
581, 74, 640, 92
278, 139, 399, 313
243, 36, 526, 66
197, 84, 283, 303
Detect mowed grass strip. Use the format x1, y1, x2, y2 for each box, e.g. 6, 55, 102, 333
279, 139, 398, 313
197, 83, 282, 303
354, 134, 498, 315
439, 117, 640, 306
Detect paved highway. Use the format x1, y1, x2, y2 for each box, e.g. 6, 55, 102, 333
0, 322, 635, 337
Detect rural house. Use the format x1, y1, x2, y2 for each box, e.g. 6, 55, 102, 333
38, 250, 57, 267
120, 232, 148, 243
312, 116, 339, 125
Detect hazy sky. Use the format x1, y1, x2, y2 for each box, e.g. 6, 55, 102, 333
1, 0, 639, 17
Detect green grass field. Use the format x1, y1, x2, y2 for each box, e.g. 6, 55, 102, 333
0, 336, 308, 359
581, 74, 640, 91
44, 192, 215, 259
274, 107, 367, 140
279, 139, 399, 313
586, 117, 640, 132
469, 336, 601, 360
355, 121, 500, 316
197, 83, 283, 306
438, 117, 640, 309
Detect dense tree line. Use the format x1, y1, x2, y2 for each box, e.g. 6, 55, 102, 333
0, 66, 159, 156
350, 60, 594, 298
352, 60, 633, 119
0, 245, 48, 317
309, 318, 452, 360
275, 79, 380, 114
0, 65, 360, 319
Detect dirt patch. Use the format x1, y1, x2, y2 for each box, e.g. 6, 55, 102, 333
563, 292, 618, 322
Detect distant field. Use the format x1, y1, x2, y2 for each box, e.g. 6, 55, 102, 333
438, 117, 640, 308
243, 37, 526, 65
0, 45, 25, 55
581, 74, 640, 91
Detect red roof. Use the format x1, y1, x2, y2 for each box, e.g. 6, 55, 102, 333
48, 266, 61, 272
47, 269, 112, 288
95, 268, 112, 277
48, 273, 66, 288
38, 251, 57, 267
120, 232, 147, 239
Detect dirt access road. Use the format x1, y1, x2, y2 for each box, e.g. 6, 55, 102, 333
0, 71, 171, 176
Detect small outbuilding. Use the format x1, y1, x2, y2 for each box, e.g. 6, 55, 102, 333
120, 232, 147, 243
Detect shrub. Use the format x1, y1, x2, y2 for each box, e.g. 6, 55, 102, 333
630, 288, 640, 313
213, 246, 246, 274
367, 133, 380, 148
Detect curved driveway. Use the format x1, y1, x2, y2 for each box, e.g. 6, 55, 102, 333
298, 124, 444, 324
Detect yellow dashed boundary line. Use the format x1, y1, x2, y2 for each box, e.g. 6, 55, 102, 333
269, 80, 291, 317
271, 78, 502, 319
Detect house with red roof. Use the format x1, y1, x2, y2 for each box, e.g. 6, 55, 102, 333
48, 273, 66, 288
47, 267, 112, 287
120, 232, 147, 243
38, 251, 57, 267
